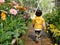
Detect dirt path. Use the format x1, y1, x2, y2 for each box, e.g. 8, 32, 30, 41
22, 25, 53, 45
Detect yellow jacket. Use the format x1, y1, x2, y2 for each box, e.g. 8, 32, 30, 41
33, 16, 46, 30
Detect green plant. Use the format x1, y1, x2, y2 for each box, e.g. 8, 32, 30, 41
0, 2, 31, 45
43, 8, 60, 44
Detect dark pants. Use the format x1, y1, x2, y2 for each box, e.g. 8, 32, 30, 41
35, 30, 41, 34
35, 30, 41, 39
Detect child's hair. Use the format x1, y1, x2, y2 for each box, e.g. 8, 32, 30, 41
35, 9, 42, 16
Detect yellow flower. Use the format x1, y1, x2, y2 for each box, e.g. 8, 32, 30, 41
55, 43, 58, 45
49, 24, 56, 29
1, 12, 6, 20
58, 33, 60, 36
58, 31, 60, 36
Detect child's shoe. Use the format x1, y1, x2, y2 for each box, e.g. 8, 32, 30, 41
35, 37, 39, 42
38, 37, 41, 40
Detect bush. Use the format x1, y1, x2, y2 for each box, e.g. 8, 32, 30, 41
0, 3, 31, 45
43, 8, 60, 44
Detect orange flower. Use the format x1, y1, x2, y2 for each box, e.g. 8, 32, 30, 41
23, 8, 26, 11
21, 7, 26, 11
16, 6, 23, 9
1, 12, 6, 20
14, 5, 27, 11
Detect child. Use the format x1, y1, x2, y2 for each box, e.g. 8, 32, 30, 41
32, 9, 46, 41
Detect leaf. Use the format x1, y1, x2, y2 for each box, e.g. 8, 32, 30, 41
19, 38, 24, 45
14, 29, 19, 38
21, 30, 26, 35
3, 41, 9, 45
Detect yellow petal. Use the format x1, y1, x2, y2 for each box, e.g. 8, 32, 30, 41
1, 12, 6, 20
1, 17, 6, 20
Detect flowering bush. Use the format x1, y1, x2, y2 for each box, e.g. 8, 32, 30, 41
43, 9, 60, 44
0, 2, 31, 45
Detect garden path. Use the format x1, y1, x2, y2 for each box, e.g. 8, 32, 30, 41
22, 24, 53, 45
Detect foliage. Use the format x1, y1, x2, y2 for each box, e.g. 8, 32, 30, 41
43, 9, 60, 29
0, 2, 31, 45
43, 8, 60, 44
39, 0, 51, 12
16, 0, 52, 10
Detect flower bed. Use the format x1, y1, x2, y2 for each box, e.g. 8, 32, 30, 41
43, 9, 60, 45
0, 1, 31, 45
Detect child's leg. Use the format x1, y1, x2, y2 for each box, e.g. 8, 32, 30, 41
35, 31, 38, 37
35, 30, 41, 38
37, 31, 41, 39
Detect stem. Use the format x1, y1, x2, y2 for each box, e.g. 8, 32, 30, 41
17, 38, 18, 45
